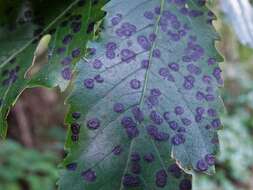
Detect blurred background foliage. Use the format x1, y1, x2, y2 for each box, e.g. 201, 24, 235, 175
2, 0, 253, 190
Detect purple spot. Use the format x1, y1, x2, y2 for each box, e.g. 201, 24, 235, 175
168, 121, 179, 130
211, 118, 221, 129
144, 11, 154, 20
83, 78, 94, 89
123, 174, 140, 187
187, 64, 201, 75
150, 111, 163, 125
71, 123, 80, 134
141, 60, 149, 69
207, 108, 217, 117
72, 48, 81, 58
205, 94, 215, 101
163, 112, 170, 120
183, 81, 194, 90
131, 106, 144, 123
137, 35, 151, 50
196, 91, 205, 101
92, 59, 102, 69
72, 112, 81, 119
143, 153, 155, 163
171, 134, 185, 145
117, 22, 137, 37
86, 118, 100, 130
62, 34, 73, 45
66, 163, 77, 171
130, 79, 141, 89
174, 106, 184, 115
151, 88, 161, 96
131, 152, 141, 162
205, 154, 215, 166
156, 169, 167, 188
131, 162, 141, 174
179, 179, 192, 190
106, 50, 116, 59
195, 115, 202, 123
149, 33, 156, 42
57, 47, 66, 54
121, 49, 136, 63
61, 57, 72, 65
196, 159, 208, 171
202, 75, 212, 84
146, 125, 169, 141
111, 14, 122, 25
114, 103, 125, 113
208, 58, 216, 65
61, 67, 72, 80
106, 42, 117, 50
154, 6, 161, 14
121, 117, 136, 128
152, 49, 161, 58
94, 74, 104, 83
168, 163, 182, 178
112, 145, 123, 155
181, 118, 192, 126
196, 107, 205, 115
168, 62, 179, 72
71, 134, 79, 142
81, 169, 96, 182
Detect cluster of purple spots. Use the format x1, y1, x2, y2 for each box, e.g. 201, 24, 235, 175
71, 122, 80, 142
187, 64, 201, 75
195, 107, 205, 123
131, 106, 144, 123
158, 67, 175, 82
130, 79, 141, 89
179, 179, 192, 190
143, 153, 155, 163
146, 125, 169, 142
121, 49, 136, 63
137, 35, 151, 50
168, 163, 182, 178
146, 88, 161, 109
116, 22, 137, 38
213, 67, 223, 85
81, 169, 96, 182
150, 111, 163, 125
121, 117, 139, 139
195, 90, 214, 102
61, 67, 72, 80
196, 154, 215, 171
171, 133, 185, 145
112, 145, 123, 155
111, 13, 122, 26
86, 118, 100, 130
130, 152, 141, 174
156, 169, 167, 187
183, 39, 204, 63
66, 162, 77, 171
2, 65, 19, 86
122, 174, 140, 187
105, 42, 117, 59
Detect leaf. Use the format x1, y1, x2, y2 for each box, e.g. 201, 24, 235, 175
59, 0, 223, 189
221, 0, 253, 48
0, 0, 107, 138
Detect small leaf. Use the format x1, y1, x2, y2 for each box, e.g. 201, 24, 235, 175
60, 0, 223, 189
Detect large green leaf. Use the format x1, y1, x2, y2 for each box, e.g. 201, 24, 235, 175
59, 0, 223, 189
0, 0, 106, 138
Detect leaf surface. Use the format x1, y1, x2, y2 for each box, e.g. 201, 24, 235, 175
60, 0, 223, 189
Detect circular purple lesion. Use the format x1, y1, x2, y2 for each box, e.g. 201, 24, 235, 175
94, 74, 104, 83
155, 169, 167, 187
81, 169, 96, 182
86, 118, 100, 130
66, 162, 77, 171
130, 79, 141, 89
72, 48, 81, 58
171, 134, 185, 145
92, 59, 103, 69
143, 153, 155, 163
83, 78, 94, 89
179, 178, 192, 190
168, 163, 182, 178
122, 174, 140, 187
205, 154, 215, 166
196, 159, 208, 171
61, 67, 72, 80
72, 112, 81, 119
113, 103, 125, 113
